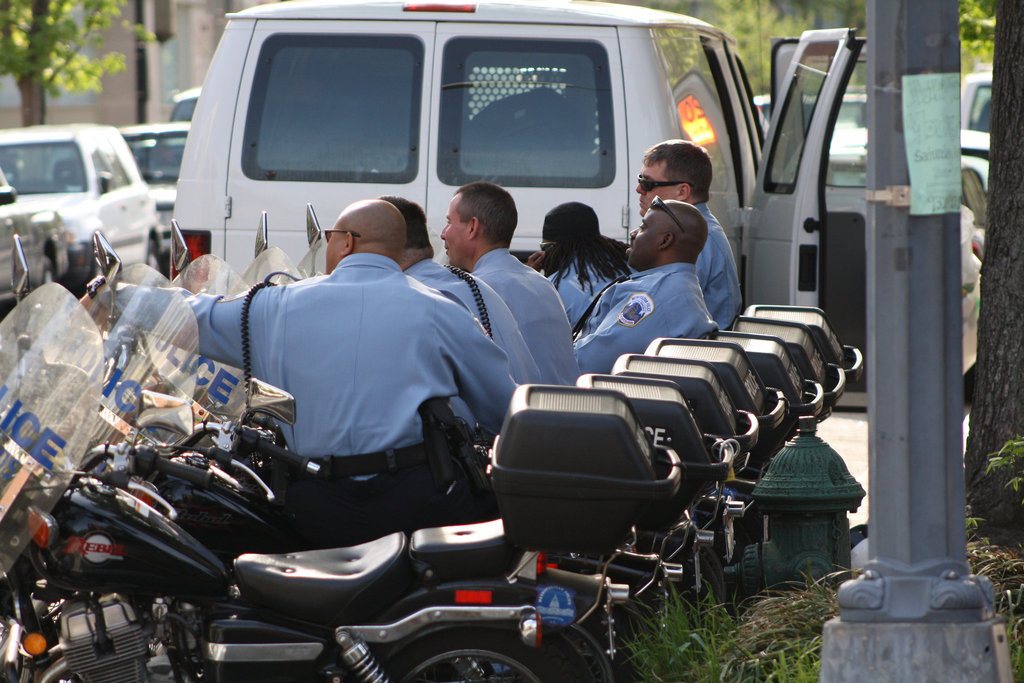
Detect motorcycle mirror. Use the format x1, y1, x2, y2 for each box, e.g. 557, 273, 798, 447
306, 203, 323, 247
254, 211, 269, 259
93, 231, 122, 287
11, 234, 30, 302
135, 390, 194, 439
246, 378, 296, 426
170, 220, 191, 277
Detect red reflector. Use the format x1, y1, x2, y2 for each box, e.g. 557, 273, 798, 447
403, 2, 476, 11
536, 552, 547, 575
181, 230, 212, 261
455, 590, 493, 604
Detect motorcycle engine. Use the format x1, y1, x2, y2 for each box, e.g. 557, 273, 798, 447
59, 594, 148, 683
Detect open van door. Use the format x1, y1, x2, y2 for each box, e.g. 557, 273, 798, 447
744, 28, 866, 358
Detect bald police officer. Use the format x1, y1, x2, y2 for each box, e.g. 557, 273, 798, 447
574, 198, 718, 375
441, 181, 581, 385
188, 199, 517, 547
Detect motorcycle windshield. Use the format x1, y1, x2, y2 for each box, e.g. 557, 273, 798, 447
166, 258, 251, 419
240, 247, 301, 287
296, 237, 325, 278
172, 254, 247, 297
0, 284, 105, 571
89, 266, 201, 444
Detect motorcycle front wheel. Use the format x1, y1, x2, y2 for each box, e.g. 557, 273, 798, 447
383, 627, 602, 683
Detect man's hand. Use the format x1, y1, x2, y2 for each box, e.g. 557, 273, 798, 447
526, 250, 545, 272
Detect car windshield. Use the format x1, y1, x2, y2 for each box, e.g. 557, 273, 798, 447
124, 132, 187, 183
0, 141, 86, 195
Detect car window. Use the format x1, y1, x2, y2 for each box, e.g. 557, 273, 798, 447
126, 132, 187, 183
0, 142, 86, 194
764, 40, 840, 193
92, 138, 131, 191
242, 34, 424, 183
170, 97, 197, 122
438, 37, 614, 188
967, 84, 991, 133
826, 62, 867, 188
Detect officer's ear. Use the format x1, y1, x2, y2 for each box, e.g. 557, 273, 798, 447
656, 228, 675, 251
465, 216, 483, 241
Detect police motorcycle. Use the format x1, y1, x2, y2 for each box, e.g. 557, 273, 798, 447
0, 273, 685, 683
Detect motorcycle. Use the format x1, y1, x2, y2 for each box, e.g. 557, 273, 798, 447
2, 281, 701, 682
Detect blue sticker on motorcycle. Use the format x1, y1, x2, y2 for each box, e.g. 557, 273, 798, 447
536, 585, 576, 626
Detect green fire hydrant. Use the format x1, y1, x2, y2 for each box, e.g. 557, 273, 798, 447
727, 416, 865, 597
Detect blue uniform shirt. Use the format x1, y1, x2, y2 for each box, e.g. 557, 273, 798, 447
406, 258, 542, 383
472, 248, 581, 385
573, 262, 718, 374
695, 203, 742, 329
188, 253, 517, 457
549, 262, 622, 328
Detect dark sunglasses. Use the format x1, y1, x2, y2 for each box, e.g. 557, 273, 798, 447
650, 196, 687, 234
324, 228, 361, 240
637, 173, 691, 193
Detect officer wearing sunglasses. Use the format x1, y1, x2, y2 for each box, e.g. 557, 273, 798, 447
574, 198, 717, 375
635, 139, 741, 328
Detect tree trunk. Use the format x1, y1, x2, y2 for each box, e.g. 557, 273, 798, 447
964, 0, 1024, 530
17, 77, 45, 126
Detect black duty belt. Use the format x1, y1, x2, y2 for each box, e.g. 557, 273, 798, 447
319, 443, 428, 479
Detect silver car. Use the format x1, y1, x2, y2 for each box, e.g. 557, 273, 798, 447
0, 124, 160, 292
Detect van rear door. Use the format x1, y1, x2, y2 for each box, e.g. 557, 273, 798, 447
744, 29, 864, 349
425, 23, 628, 253
223, 20, 437, 262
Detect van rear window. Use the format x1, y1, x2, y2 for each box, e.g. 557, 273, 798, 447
438, 38, 614, 188
242, 34, 423, 183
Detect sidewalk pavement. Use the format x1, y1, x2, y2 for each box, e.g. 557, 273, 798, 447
816, 408, 972, 529
817, 410, 870, 528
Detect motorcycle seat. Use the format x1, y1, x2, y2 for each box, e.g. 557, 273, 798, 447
233, 532, 413, 625
410, 518, 513, 581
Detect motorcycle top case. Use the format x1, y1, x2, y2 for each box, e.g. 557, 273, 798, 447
489, 385, 679, 554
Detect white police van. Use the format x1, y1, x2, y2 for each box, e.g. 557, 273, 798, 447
175, 6, 977, 376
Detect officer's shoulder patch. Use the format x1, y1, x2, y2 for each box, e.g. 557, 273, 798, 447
616, 292, 654, 327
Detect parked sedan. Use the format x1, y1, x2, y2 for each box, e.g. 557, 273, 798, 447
0, 164, 67, 299
0, 124, 160, 293
121, 122, 190, 274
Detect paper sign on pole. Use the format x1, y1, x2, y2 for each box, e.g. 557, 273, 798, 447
901, 73, 961, 215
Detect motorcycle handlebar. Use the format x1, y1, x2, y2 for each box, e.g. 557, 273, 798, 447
133, 448, 214, 488
238, 427, 322, 477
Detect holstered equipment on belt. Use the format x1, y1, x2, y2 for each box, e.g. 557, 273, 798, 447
418, 398, 491, 493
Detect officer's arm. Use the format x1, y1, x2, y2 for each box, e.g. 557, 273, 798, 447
187, 292, 248, 368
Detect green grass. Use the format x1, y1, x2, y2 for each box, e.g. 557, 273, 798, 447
625, 542, 1024, 682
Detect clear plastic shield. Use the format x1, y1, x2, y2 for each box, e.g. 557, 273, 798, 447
0, 284, 105, 571
240, 247, 301, 287
86, 269, 201, 444
172, 254, 247, 297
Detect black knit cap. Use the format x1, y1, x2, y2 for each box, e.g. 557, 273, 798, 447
542, 202, 600, 241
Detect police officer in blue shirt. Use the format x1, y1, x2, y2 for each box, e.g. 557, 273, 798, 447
188, 199, 517, 547
441, 182, 581, 385
382, 195, 542, 384
525, 202, 632, 327
574, 198, 718, 375
636, 140, 742, 328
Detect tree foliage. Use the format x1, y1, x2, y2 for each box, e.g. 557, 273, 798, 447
0, 0, 138, 125
960, 0, 996, 67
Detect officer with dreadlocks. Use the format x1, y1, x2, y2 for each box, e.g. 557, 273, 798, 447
526, 201, 633, 328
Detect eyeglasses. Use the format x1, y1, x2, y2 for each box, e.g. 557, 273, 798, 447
324, 228, 361, 241
650, 196, 687, 234
637, 174, 691, 193
540, 241, 556, 252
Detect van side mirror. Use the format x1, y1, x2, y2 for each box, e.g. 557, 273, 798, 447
0, 185, 16, 207
98, 172, 112, 194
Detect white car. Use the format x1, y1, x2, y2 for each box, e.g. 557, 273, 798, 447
0, 124, 160, 292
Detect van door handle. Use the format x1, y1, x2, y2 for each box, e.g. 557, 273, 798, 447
803, 217, 820, 233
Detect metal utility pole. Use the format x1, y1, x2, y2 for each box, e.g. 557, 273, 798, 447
819, 1, 1011, 680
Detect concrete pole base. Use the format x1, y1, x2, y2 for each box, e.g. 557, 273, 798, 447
819, 617, 1013, 682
